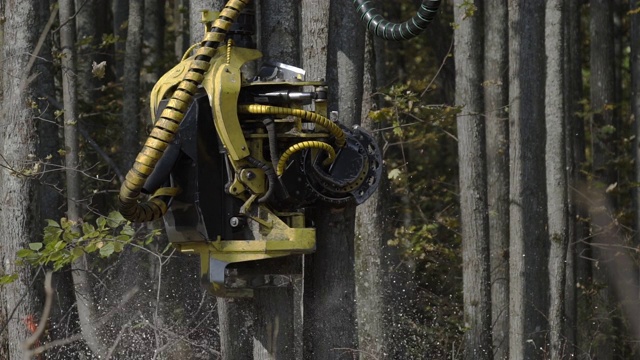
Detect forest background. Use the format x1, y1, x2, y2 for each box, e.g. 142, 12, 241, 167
1, 0, 640, 359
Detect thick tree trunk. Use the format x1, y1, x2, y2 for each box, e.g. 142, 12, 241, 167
143, 0, 166, 86
252, 2, 300, 359
189, 0, 224, 46
0, 1, 41, 358
545, 2, 568, 359
454, 1, 492, 358
302, 1, 364, 358
112, 0, 129, 80
120, 0, 144, 169
354, 30, 389, 359
59, 1, 109, 357
508, 1, 549, 358
483, 1, 509, 358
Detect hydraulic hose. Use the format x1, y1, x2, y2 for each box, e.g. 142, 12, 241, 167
238, 104, 346, 147
118, 0, 250, 222
277, 141, 336, 177
353, 0, 441, 41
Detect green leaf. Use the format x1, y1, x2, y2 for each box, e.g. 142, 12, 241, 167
100, 242, 115, 257
120, 225, 135, 237
45, 219, 60, 228
96, 217, 107, 230
82, 222, 96, 236
107, 211, 126, 228
0, 274, 18, 285
29, 243, 43, 251
17, 249, 34, 258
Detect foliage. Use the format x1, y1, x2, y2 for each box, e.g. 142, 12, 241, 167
16, 212, 159, 271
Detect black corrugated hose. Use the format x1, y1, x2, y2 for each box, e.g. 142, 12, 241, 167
353, 0, 441, 41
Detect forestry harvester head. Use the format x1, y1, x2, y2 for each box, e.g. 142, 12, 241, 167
118, 0, 440, 297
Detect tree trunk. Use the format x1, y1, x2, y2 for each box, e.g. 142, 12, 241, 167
508, 1, 549, 358
632, 0, 640, 291
589, 1, 616, 358
252, 2, 300, 359
189, 0, 224, 46
563, 0, 585, 357
545, 2, 568, 359
0, 1, 41, 358
302, 1, 363, 358
483, 0, 509, 358
354, 30, 389, 360
59, 1, 109, 357
120, 0, 144, 170
143, 0, 166, 86
454, 1, 492, 358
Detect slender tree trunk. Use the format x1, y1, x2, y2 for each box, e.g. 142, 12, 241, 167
508, 1, 549, 358
454, 1, 491, 358
59, 1, 109, 357
0, 1, 42, 357
589, 2, 616, 358
483, 1, 509, 358
120, 0, 144, 170
563, 0, 584, 356
143, 0, 166, 86
545, 2, 568, 359
632, 0, 640, 278
112, 0, 129, 80
174, 0, 190, 59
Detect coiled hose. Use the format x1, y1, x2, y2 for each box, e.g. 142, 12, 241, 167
118, 0, 250, 222
353, 0, 441, 41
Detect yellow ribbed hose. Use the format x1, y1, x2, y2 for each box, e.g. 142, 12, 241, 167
276, 141, 336, 176
238, 104, 347, 147
118, 0, 250, 222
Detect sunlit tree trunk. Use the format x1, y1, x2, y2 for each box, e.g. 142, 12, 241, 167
454, 1, 492, 358
508, 1, 549, 358
0, 1, 42, 357
483, 1, 509, 358
545, 2, 568, 359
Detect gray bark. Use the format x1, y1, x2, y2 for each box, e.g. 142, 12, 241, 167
258, 0, 299, 65
508, 1, 549, 358
189, 0, 224, 46
218, 298, 255, 359
454, 1, 492, 358
483, 1, 509, 358
59, 0, 109, 357
143, 0, 166, 85
0, 1, 40, 358
120, 0, 144, 170
76, 0, 112, 102
112, 0, 129, 80
302, 1, 364, 358
545, 2, 568, 359
354, 30, 388, 359
174, 0, 190, 59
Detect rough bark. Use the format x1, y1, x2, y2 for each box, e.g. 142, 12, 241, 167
258, 0, 299, 65
454, 1, 491, 358
189, 0, 224, 46
483, 1, 509, 358
545, 2, 568, 359
174, 0, 190, 59
120, 0, 144, 170
354, 30, 388, 360
0, 1, 41, 358
218, 298, 255, 359
59, 1, 109, 357
143, 0, 166, 86
301, 1, 364, 358
508, 1, 550, 358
